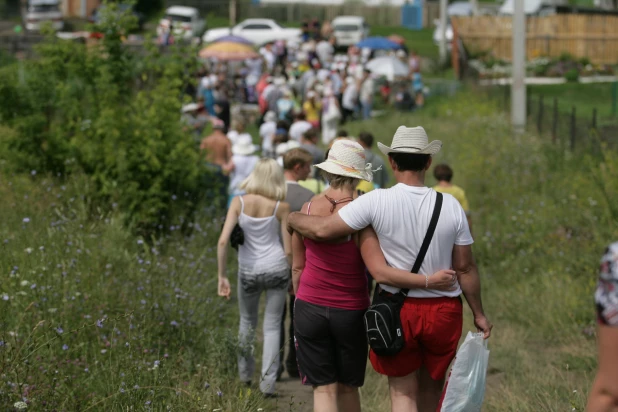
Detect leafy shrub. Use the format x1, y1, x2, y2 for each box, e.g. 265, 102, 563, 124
565, 68, 580, 82
0, 5, 214, 237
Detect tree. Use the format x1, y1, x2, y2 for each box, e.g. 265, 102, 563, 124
0, 4, 214, 237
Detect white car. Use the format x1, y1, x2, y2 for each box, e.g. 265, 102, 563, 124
332, 16, 370, 47
158, 6, 206, 40
23, 0, 63, 31
202, 19, 302, 46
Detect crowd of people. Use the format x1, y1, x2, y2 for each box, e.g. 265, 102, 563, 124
181, 19, 426, 154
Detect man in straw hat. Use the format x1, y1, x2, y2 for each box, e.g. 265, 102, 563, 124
288, 126, 492, 412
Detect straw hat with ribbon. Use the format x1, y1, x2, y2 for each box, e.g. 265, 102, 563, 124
315, 139, 375, 182
377, 126, 442, 156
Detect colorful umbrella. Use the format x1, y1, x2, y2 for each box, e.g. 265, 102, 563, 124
356, 37, 403, 51
212, 35, 253, 45
198, 42, 259, 61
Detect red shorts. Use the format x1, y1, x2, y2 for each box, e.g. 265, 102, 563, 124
369, 296, 463, 380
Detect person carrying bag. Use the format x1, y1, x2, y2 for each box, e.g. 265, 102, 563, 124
364, 192, 443, 356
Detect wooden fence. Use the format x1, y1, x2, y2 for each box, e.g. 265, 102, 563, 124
452, 14, 618, 64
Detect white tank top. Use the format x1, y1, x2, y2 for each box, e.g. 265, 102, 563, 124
237, 196, 289, 275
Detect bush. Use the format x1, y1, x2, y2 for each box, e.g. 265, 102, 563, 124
0, 4, 214, 237
565, 68, 580, 82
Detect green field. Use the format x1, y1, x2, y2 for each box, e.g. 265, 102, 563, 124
2, 87, 617, 410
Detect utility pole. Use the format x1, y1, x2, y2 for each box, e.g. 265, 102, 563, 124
438, 0, 448, 66
511, 0, 526, 132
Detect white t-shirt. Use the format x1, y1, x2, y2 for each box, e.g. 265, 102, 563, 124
289, 120, 313, 142
339, 184, 473, 298
229, 154, 259, 196
259, 121, 276, 151
316, 40, 334, 64
342, 84, 359, 110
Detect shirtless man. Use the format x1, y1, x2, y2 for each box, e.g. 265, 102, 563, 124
200, 119, 234, 210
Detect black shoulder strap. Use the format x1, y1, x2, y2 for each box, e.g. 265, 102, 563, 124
399, 192, 443, 296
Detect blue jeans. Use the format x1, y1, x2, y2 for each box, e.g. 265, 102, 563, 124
361, 101, 372, 120
237, 268, 289, 394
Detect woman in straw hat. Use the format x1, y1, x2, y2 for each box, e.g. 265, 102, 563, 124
291, 139, 374, 412
217, 158, 292, 397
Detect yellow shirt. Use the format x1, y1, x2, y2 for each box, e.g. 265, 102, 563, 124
299, 179, 324, 194
434, 184, 469, 212
356, 180, 374, 194
302, 101, 321, 123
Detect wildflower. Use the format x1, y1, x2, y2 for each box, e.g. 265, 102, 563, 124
62, 344, 69, 351
84, 368, 89, 372
204, 382, 210, 389
30, 284, 36, 290
134, 385, 139, 389
23, 218, 30, 223
48, 308, 57, 313
13, 401, 27, 410
24, 248, 33, 254
96, 318, 105, 328
217, 390, 223, 397
101, 349, 107, 354
170, 320, 179, 327
2, 294, 9, 301
20, 280, 29, 287
137, 239, 144, 245
0, 340, 4, 347
154, 360, 160, 367
55, 327, 63, 335
145, 401, 151, 406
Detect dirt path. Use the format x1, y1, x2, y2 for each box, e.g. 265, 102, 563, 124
267, 372, 313, 412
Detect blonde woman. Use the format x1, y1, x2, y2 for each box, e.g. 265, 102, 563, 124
217, 158, 292, 397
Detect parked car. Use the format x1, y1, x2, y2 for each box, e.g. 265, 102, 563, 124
158, 6, 206, 40
331, 16, 370, 47
202, 19, 302, 45
90, 3, 146, 31
22, 0, 63, 31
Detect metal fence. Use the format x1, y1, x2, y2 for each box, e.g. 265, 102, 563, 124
484, 85, 618, 152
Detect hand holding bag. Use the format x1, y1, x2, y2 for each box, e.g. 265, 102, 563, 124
364, 192, 443, 356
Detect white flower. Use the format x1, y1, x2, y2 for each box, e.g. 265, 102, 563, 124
47, 308, 57, 313
24, 248, 33, 254
20, 280, 29, 287
14, 401, 28, 409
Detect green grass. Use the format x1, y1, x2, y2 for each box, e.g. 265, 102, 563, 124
528, 82, 618, 124
2, 89, 617, 410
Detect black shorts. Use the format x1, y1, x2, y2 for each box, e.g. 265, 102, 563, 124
294, 299, 368, 387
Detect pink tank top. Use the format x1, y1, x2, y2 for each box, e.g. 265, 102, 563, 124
296, 202, 370, 311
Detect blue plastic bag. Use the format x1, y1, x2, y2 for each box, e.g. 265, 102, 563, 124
441, 332, 490, 412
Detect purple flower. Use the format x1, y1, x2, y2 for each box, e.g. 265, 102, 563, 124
137, 239, 144, 245
96, 318, 105, 328
170, 320, 178, 327
217, 390, 223, 397
30, 284, 36, 290
145, 400, 151, 406
23, 218, 30, 223
62, 344, 69, 350
56, 327, 63, 335
0, 340, 5, 347
203, 382, 210, 389
153, 360, 160, 367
